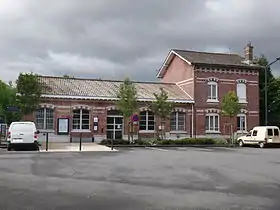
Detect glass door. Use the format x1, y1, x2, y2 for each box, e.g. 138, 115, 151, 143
106, 116, 123, 140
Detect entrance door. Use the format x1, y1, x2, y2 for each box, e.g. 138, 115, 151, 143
106, 116, 123, 140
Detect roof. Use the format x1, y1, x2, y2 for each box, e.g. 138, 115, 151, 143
38, 76, 194, 103
157, 49, 262, 78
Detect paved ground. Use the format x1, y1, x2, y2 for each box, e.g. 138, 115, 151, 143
0, 146, 280, 209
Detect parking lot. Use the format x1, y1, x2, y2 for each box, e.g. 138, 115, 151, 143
0, 146, 280, 209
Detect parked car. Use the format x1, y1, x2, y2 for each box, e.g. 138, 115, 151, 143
237, 126, 280, 148
7, 121, 40, 151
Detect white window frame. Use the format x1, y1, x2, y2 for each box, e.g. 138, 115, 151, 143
139, 111, 155, 133
205, 113, 220, 133
72, 109, 90, 132
236, 82, 247, 103
36, 108, 54, 131
207, 81, 218, 103
170, 112, 186, 131
237, 114, 247, 133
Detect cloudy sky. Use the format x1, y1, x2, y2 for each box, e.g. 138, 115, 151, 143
0, 0, 280, 83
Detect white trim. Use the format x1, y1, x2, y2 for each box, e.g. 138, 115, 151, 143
176, 78, 194, 85
172, 51, 192, 65
191, 104, 194, 137
207, 99, 219, 103
170, 131, 188, 134
139, 130, 155, 134
205, 108, 220, 114
176, 85, 194, 100
71, 130, 91, 133
41, 94, 194, 104
172, 107, 187, 113
156, 50, 192, 78
170, 111, 186, 131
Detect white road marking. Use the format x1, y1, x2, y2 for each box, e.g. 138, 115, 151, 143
145, 147, 169, 152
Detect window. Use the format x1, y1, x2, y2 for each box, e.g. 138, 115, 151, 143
72, 109, 90, 130
237, 83, 247, 103
139, 111, 155, 131
207, 81, 218, 102
36, 108, 54, 130
237, 114, 246, 131
267, 129, 273, 136
274, 129, 279, 136
170, 112, 185, 131
205, 114, 219, 132
252, 130, 258, 136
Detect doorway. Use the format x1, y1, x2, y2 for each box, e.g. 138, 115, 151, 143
106, 110, 123, 140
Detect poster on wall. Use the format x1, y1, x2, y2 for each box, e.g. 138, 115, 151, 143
57, 118, 69, 135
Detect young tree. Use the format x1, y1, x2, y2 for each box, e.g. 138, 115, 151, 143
116, 78, 138, 143
16, 73, 42, 115
150, 87, 173, 140
221, 91, 241, 144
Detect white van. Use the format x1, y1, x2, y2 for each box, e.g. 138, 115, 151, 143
237, 126, 280, 148
7, 121, 40, 151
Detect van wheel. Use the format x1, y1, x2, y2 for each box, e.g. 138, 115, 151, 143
259, 142, 265, 148
238, 140, 244, 147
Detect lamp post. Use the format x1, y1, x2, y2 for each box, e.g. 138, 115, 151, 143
265, 57, 280, 126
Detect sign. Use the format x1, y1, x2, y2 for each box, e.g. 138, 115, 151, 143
131, 114, 139, 122
57, 118, 69, 135
6, 106, 20, 112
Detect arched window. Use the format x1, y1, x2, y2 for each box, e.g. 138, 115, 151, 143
170, 112, 185, 131
139, 111, 155, 131
72, 109, 90, 130
36, 108, 54, 130
207, 81, 218, 102
205, 113, 219, 132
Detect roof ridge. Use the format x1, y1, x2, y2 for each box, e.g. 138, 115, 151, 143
38, 75, 176, 85
172, 49, 241, 57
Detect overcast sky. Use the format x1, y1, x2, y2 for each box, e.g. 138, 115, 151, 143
0, 0, 280, 83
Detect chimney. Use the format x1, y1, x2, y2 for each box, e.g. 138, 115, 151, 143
244, 42, 253, 61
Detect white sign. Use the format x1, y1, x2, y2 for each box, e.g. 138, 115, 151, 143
58, 118, 69, 133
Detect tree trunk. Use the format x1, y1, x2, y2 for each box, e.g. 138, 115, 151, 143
127, 117, 130, 143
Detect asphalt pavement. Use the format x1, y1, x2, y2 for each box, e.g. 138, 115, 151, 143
0, 146, 280, 209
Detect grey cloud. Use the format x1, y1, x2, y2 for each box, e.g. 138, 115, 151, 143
0, 0, 280, 83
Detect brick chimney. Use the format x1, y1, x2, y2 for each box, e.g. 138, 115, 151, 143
244, 42, 253, 61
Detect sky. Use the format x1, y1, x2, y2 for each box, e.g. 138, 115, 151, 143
0, 0, 280, 83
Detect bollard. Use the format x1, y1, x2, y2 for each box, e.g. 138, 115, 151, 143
46, 132, 49, 151
111, 138, 113, 150
79, 132, 82, 151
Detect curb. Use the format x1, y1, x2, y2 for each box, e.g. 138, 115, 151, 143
102, 144, 238, 148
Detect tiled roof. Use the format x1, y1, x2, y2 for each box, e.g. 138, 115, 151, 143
38, 76, 193, 103
173, 49, 249, 66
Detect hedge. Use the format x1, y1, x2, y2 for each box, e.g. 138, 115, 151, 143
100, 138, 228, 146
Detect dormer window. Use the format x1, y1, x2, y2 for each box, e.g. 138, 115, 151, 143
207, 81, 218, 102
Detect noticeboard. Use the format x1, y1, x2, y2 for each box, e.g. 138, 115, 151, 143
57, 118, 69, 135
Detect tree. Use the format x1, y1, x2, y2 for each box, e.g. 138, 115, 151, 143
256, 55, 276, 125
221, 91, 241, 144
63, 74, 75, 79
150, 88, 173, 140
16, 73, 42, 115
116, 78, 138, 143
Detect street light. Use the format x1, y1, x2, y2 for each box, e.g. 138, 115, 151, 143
265, 57, 280, 126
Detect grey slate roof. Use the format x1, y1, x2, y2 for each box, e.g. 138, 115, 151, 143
173, 49, 261, 67
38, 76, 193, 103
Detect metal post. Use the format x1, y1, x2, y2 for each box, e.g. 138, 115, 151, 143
79, 132, 82, 151
46, 132, 49, 151
111, 132, 113, 150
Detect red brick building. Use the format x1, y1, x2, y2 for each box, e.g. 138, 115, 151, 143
25, 43, 262, 142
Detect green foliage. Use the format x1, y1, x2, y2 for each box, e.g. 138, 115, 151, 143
0, 80, 20, 124
255, 55, 280, 125
16, 73, 42, 115
221, 91, 241, 118
116, 78, 138, 118
150, 87, 173, 120
63, 74, 75, 79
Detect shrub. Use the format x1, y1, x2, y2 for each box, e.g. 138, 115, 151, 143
99, 139, 129, 145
